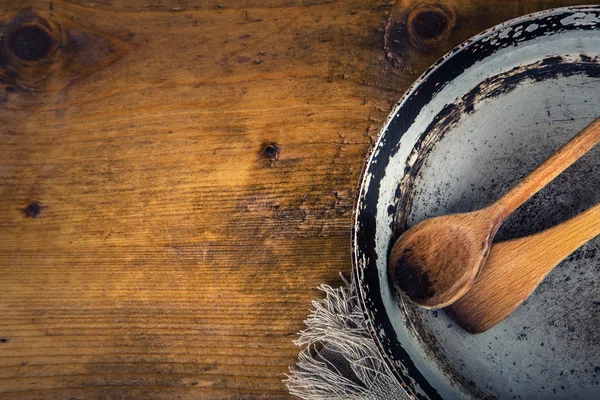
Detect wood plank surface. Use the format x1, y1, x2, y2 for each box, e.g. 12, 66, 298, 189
0, 0, 596, 398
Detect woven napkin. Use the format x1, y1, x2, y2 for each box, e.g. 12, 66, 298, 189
285, 274, 410, 400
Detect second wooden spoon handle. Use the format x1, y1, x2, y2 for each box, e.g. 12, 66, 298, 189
494, 117, 600, 218
522, 203, 600, 265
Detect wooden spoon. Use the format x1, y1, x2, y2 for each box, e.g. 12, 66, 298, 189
447, 203, 600, 333
389, 117, 600, 309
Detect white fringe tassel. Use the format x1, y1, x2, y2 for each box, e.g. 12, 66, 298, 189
285, 274, 410, 400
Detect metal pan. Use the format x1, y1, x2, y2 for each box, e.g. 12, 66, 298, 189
352, 6, 600, 399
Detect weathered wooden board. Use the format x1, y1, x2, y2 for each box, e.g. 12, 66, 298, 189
0, 0, 597, 398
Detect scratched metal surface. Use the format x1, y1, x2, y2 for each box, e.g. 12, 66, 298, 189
353, 6, 600, 400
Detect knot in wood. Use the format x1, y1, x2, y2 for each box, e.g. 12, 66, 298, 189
6, 25, 54, 62
0, 8, 132, 101
384, 3, 456, 70
24, 202, 42, 218
260, 143, 280, 160
406, 4, 455, 52
2, 11, 58, 66
0, 10, 61, 96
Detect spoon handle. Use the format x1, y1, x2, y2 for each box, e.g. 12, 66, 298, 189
493, 117, 600, 218
518, 203, 600, 267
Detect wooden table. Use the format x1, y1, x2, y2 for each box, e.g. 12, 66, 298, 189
0, 0, 596, 398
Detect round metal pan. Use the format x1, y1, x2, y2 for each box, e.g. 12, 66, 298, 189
352, 6, 600, 399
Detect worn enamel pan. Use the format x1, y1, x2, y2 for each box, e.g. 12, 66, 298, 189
352, 6, 600, 399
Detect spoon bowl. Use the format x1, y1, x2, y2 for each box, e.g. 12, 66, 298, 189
389, 209, 501, 308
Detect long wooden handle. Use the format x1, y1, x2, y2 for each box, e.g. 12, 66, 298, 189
493, 117, 600, 218
517, 203, 600, 268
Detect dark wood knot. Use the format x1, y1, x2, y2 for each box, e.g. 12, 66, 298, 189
0, 9, 132, 101
24, 201, 42, 218
384, 2, 457, 70
6, 25, 55, 62
406, 4, 455, 51
0, 10, 60, 95
259, 143, 280, 160
2, 12, 59, 65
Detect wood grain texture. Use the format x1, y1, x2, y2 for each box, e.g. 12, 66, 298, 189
449, 203, 600, 334
0, 0, 597, 398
